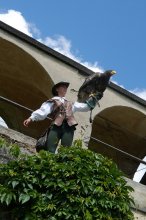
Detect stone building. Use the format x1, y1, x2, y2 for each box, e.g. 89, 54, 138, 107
0, 21, 146, 218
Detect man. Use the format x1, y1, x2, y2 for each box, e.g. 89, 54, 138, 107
23, 81, 99, 153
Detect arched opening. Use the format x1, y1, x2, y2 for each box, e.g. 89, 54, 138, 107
0, 38, 54, 138
88, 106, 146, 180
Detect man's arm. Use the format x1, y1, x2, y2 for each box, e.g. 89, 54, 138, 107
23, 101, 53, 127
72, 92, 103, 113
85, 92, 103, 110
72, 101, 90, 113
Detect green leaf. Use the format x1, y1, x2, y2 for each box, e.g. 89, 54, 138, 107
9, 144, 21, 157
19, 193, 30, 204
12, 180, 19, 188
85, 210, 93, 220
5, 193, 13, 205
0, 192, 7, 203
0, 137, 134, 220
27, 183, 33, 189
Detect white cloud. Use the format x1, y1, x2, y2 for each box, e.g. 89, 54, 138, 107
41, 35, 78, 61
111, 80, 125, 89
131, 88, 146, 101
0, 9, 40, 38
1, 9, 146, 101
40, 35, 103, 72
112, 80, 146, 101
0, 9, 102, 72
81, 61, 103, 72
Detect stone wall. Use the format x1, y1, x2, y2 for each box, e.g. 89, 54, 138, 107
0, 125, 36, 163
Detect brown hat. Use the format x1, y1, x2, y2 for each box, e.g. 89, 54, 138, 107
52, 81, 70, 96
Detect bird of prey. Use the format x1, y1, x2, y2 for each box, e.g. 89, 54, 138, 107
77, 70, 116, 102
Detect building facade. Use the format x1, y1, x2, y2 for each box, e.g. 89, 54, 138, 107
0, 21, 146, 218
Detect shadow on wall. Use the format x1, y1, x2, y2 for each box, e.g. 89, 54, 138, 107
0, 38, 54, 138
88, 105, 146, 183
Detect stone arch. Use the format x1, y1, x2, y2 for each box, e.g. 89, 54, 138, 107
0, 38, 54, 138
88, 106, 146, 179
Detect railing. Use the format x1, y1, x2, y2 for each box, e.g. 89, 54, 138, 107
0, 96, 34, 113
0, 95, 146, 166
0, 96, 52, 120
91, 136, 146, 166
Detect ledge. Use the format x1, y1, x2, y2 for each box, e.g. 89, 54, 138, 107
126, 177, 146, 213
0, 125, 36, 154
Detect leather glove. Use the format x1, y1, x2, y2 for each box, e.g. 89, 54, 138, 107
85, 92, 103, 109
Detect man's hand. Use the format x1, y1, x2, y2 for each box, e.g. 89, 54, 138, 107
23, 118, 32, 127
85, 92, 103, 109
89, 92, 103, 100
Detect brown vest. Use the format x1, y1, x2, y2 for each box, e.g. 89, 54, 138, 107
48, 99, 78, 126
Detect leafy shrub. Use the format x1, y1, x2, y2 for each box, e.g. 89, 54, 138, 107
0, 138, 134, 219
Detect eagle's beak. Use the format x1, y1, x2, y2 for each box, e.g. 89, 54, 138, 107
111, 70, 116, 75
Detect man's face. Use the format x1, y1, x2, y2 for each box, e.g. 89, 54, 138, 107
56, 85, 68, 97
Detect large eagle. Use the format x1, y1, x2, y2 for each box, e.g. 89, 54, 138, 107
77, 70, 116, 102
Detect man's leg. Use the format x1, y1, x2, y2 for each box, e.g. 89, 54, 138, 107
61, 123, 75, 147
46, 125, 61, 153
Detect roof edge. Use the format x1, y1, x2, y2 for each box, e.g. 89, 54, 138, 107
0, 21, 93, 76
109, 82, 146, 106
0, 20, 146, 107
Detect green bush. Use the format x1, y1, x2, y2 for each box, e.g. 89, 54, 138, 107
0, 138, 134, 220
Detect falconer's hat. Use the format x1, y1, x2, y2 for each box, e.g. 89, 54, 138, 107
52, 81, 70, 96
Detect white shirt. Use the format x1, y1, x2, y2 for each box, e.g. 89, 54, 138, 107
30, 96, 90, 121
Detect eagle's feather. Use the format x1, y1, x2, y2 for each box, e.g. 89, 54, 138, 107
77, 70, 116, 102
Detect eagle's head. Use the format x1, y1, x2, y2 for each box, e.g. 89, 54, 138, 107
95, 70, 116, 92
104, 70, 116, 76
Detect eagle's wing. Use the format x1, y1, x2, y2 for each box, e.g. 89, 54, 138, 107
77, 70, 116, 103
79, 72, 100, 90
77, 72, 101, 102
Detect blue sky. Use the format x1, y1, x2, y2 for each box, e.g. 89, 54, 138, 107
0, 0, 146, 100
0, 0, 146, 181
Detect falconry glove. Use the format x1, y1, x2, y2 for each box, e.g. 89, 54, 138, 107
85, 91, 103, 110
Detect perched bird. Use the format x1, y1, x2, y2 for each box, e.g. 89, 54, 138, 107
77, 70, 116, 102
